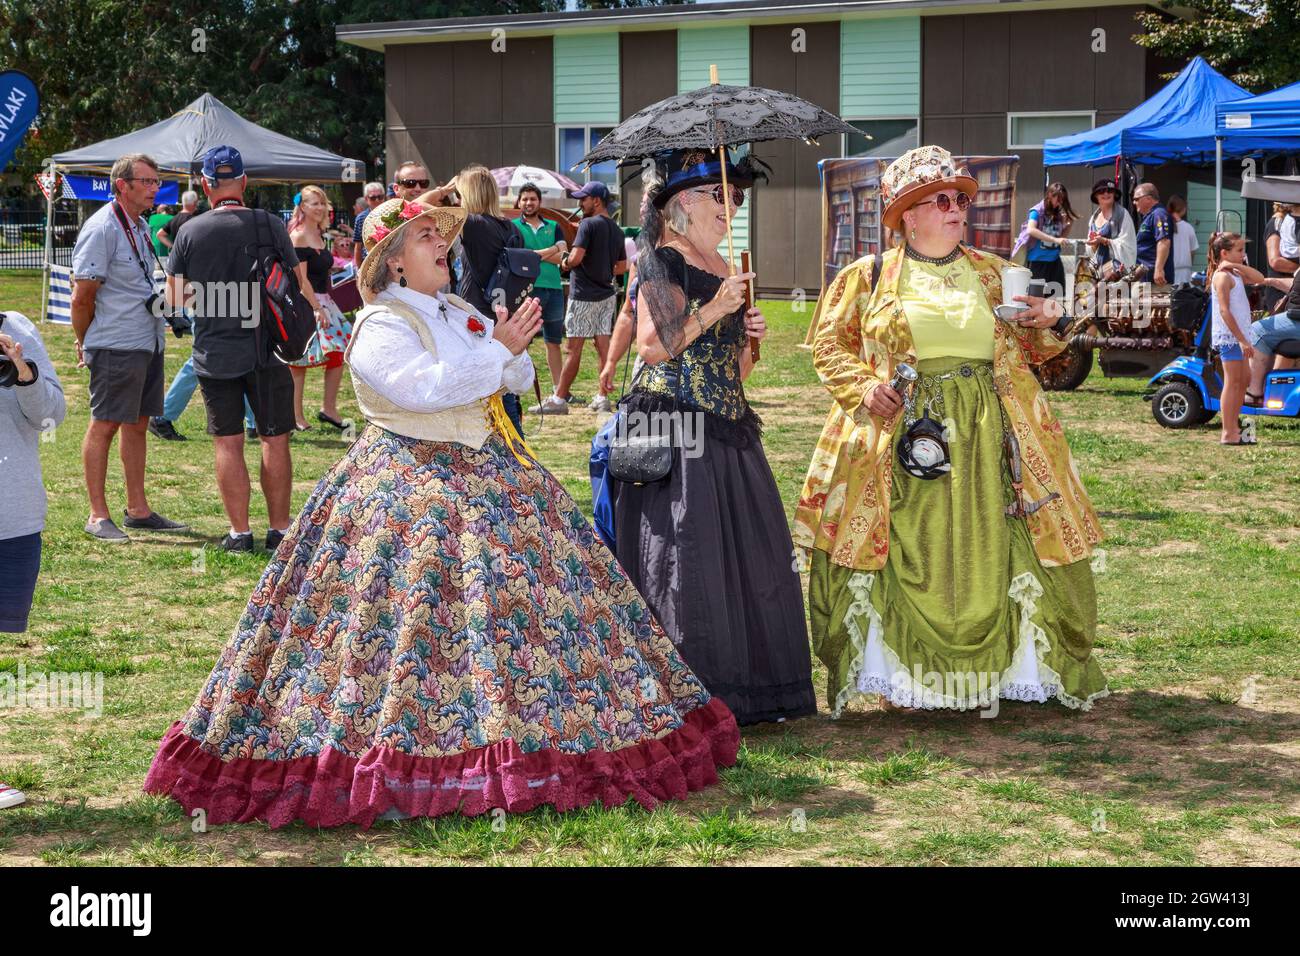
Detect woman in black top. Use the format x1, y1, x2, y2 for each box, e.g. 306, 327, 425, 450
288, 185, 353, 432
455, 164, 526, 435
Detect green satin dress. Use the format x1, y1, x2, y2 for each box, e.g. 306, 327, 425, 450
809, 256, 1108, 714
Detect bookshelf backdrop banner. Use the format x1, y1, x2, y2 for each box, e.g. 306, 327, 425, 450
819, 155, 1020, 291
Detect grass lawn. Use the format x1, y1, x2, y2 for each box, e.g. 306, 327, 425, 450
1, 267, 1297, 867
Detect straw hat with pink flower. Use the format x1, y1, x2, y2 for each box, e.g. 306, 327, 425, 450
358, 197, 467, 301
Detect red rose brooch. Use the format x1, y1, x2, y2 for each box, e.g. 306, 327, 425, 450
466, 316, 487, 337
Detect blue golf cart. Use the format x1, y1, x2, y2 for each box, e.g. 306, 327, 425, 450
1148, 173, 1300, 429
1147, 302, 1300, 428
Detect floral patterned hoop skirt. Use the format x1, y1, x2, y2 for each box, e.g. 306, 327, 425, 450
144, 425, 739, 828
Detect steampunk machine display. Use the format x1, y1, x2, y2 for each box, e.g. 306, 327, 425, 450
1031, 238, 1208, 391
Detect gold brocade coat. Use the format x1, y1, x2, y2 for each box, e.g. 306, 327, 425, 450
792, 245, 1103, 571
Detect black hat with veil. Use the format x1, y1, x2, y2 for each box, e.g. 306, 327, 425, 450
633, 146, 768, 358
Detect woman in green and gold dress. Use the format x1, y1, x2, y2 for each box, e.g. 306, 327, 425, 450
793, 146, 1108, 715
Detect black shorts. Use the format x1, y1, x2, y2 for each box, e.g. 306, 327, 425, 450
85, 346, 164, 423
197, 366, 294, 438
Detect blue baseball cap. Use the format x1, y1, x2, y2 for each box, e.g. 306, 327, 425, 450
201, 145, 245, 181
569, 180, 610, 202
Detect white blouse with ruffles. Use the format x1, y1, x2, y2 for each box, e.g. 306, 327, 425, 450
348, 285, 534, 413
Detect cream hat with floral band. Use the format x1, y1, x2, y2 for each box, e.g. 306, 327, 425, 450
358, 198, 467, 299
880, 145, 978, 233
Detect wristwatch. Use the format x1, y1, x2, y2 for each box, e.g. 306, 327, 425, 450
1050, 313, 1072, 337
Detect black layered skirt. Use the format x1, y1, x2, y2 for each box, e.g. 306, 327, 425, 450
612, 392, 816, 725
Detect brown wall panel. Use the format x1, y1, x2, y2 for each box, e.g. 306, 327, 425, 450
501, 37, 552, 125
452, 41, 504, 126
1008, 11, 1096, 112
752, 25, 800, 289
621, 31, 677, 117
386, 38, 554, 185
963, 116, 1006, 157
923, 16, 964, 115
500, 125, 554, 170
1094, 7, 1149, 111
620, 31, 679, 226
922, 117, 964, 152
451, 127, 504, 172
406, 130, 454, 185
752, 21, 839, 292
964, 14, 1009, 113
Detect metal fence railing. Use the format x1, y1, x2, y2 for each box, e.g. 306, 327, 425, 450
0, 211, 80, 270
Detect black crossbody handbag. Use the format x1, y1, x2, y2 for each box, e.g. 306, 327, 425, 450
485, 227, 541, 315
606, 267, 686, 485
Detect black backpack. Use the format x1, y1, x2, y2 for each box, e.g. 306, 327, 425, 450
247, 209, 316, 365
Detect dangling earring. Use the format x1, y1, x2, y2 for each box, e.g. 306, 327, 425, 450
910, 228, 916, 241
396, 265, 407, 288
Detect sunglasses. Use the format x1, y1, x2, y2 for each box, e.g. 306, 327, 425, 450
365, 193, 384, 202
396, 178, 430, 189
914, 193, 971, 212
691, 184, 745, 209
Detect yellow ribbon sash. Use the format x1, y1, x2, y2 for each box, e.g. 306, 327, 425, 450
487, 393, 537, 468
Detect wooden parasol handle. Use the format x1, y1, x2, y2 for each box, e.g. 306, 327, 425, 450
709, 65, 759, 364
741, 250, 760, 362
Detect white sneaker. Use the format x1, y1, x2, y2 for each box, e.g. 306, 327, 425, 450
531, 394, 570, 415
0, 783, 26, 809
589, 395, 613, 413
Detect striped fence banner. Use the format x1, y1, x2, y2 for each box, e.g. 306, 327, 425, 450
46, 263, 72, 324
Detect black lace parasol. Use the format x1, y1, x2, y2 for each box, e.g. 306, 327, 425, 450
580, 83, 854, 164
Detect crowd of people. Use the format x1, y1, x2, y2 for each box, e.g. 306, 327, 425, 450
5, 137, 1297, 823
1013, 177, 1300, 445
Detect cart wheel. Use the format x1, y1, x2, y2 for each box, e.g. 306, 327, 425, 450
1151, 381, 1205, 429
1034, 343, 1094, 391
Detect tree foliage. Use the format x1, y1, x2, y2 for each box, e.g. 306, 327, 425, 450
1135, 0, 1300, 90
0, 0, 564, 182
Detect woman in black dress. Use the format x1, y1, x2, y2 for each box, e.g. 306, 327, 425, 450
612, 148, 815, 726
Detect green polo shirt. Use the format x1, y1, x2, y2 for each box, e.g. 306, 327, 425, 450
512, 216, 562, 290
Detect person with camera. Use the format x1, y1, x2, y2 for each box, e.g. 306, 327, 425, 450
71, 152, 188, 542
165, 146, 296, 552
1, 310, 66, 636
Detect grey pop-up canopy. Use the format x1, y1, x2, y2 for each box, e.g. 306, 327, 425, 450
50, 93, 364, 183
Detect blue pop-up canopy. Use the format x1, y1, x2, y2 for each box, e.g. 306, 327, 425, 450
1216, 79, 1300, 154
1045, 57, 1250, 166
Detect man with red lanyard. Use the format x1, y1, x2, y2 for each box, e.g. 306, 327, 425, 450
71, 152, 187, 542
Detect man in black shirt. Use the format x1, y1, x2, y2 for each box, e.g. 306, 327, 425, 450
164, 145, 297, 552
157, 190, 200, 252
549, 181, 626, 414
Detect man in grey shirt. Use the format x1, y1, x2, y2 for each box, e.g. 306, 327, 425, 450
71, 152, 186, 541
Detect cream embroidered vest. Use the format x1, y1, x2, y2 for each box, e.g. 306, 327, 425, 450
345, 293, 499, 446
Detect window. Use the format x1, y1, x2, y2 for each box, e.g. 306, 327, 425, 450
557, 125, 618, 193
1007, 112, 1095, 150
843, 118, 919, 158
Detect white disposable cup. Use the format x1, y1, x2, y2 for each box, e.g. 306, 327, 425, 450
1002, 266, 1031, 307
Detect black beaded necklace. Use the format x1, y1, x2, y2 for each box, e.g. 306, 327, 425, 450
904, 243, 964, 266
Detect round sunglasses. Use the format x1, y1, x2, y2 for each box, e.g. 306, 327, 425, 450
690, 184, 746, 209
914, 193, 971, 213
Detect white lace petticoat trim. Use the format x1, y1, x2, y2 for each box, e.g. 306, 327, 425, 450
832, 571, 1109, 717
